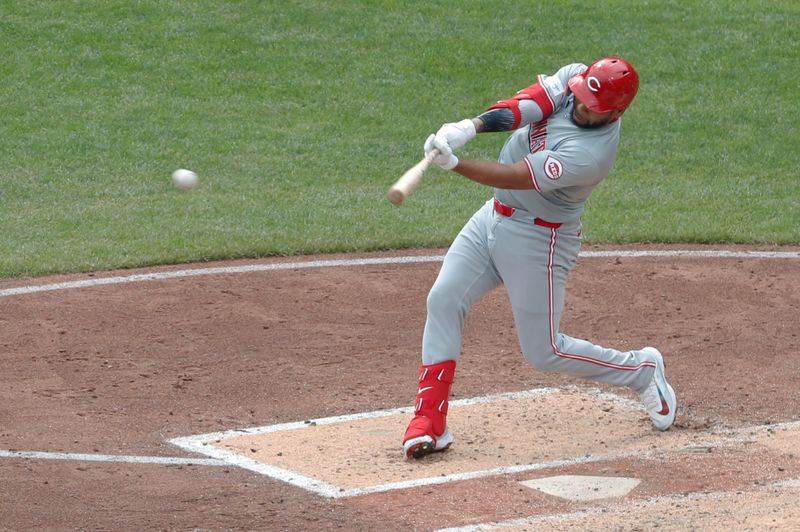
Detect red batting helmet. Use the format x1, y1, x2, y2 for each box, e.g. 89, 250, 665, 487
567, 57, 639, 113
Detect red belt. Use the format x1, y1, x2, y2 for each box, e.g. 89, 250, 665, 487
493, 199, 562, 228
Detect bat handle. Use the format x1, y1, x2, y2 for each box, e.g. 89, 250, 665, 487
417, 148, 439, 172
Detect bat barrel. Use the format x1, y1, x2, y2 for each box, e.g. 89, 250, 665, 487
386, 150, 438, 206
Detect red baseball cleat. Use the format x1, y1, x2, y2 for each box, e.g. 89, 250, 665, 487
403, 415, 454, 459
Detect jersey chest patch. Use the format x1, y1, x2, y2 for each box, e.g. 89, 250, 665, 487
544, 155, 563, 180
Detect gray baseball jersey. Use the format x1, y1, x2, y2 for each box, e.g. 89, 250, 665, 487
495, 63, 621, 223
420, 63, 659, 394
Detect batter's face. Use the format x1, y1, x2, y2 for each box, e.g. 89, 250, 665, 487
571, 96, 624, 128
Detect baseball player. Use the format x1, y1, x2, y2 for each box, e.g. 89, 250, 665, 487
403, 57, 677, 459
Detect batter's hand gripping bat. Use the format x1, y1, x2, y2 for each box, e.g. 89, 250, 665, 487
386, 149, 439, 206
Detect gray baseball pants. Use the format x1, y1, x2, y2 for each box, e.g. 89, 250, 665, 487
422, 199, 656, 393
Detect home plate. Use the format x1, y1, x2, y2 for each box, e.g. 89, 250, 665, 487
520, 475, 641, 501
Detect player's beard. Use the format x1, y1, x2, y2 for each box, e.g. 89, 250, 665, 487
570, 102, 614, 129
571, 106, 597, 128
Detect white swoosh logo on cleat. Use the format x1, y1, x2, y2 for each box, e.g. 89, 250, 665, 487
418, 386, 433, 394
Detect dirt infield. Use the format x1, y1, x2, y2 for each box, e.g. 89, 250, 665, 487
1, 244, 799, 531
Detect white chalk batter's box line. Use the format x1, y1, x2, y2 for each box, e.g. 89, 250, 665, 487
1, 249, 798, 298
167, 387, 800, 499
435, 482, 800, 532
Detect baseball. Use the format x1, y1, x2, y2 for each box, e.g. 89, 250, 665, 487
171, 168, 199, 190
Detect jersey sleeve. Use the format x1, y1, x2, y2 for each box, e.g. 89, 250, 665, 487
522, 143, 603, 193
485, 63, 586, 130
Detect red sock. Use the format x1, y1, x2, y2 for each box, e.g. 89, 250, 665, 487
411, 360, 456, 435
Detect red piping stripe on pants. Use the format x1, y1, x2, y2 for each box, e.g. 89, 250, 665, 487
545, 227, 656, 372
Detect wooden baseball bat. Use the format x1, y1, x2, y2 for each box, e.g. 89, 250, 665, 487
386, 149, 439, 206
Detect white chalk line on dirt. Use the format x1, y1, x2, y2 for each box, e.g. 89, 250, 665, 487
0, 449, 225, 467
167, 388, 800, 499
0, 256, 441, 297
1, 250, 798, 298
435, 485, 800, 532
435, 480, 800, 532
434, 419, 800, 531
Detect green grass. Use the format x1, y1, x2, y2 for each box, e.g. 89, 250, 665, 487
0, 1, 797, 279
